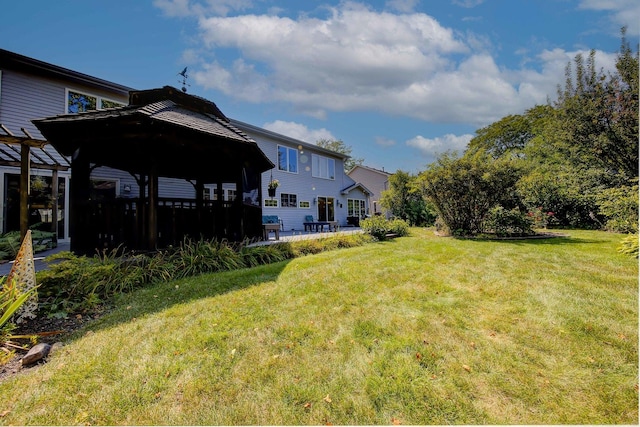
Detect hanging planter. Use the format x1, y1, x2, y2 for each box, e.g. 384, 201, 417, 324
267, 177, 279, 198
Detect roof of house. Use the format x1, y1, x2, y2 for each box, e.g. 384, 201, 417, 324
0, 48, 134, 95
347, 164, 393, 176
32, 86, 274, 182
341, 182, 372, 196
231, 119, 350, 160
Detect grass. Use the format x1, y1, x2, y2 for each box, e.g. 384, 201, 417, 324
0, 228, 637, 425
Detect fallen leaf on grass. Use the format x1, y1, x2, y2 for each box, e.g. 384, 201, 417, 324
391, 417, 402, 425
416, 352, 422, 360
0, 410, 10, 417
303, 402, 312, 409
323, 394, 332, 403
462, 364, 472, 372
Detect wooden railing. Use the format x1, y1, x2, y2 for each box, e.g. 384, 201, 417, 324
84, 197, 247, 252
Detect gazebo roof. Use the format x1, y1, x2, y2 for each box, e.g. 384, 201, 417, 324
32, 86, 274, 182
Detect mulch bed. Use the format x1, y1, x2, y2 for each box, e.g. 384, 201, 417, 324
0, 307, 108, 383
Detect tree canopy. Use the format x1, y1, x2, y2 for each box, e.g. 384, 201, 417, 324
414, 29, 638, 235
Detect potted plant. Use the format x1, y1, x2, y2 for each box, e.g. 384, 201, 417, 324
267, 179, 279, 198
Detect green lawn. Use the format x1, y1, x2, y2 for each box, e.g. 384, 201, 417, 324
1, 229, 637, 425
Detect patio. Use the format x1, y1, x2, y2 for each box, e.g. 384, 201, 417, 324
254, 226, 363, 246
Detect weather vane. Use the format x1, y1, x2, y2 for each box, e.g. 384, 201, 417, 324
177, 67, 190, 93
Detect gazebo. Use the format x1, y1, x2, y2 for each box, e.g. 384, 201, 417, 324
33, 86, 274, 255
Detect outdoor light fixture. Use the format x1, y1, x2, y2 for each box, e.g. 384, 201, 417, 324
123, 184, 131, 193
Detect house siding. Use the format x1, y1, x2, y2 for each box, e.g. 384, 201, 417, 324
0, 66, 134, 238
347, 166, 392, 217
237, 123, 362, 231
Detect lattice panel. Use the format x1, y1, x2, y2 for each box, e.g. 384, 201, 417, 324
6, 230, 38, 323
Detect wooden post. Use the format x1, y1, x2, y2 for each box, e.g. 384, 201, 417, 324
147, 164, 158, 250
51, 169, 59, 244
137, 174, 146, 248
70, 148, 91, 254
19, 144, 30, 242
195, 180, 204, 237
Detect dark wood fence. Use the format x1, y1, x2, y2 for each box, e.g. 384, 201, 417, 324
85, 198, 249, 253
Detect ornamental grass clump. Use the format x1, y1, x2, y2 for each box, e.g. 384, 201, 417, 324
1, 277, 38, 350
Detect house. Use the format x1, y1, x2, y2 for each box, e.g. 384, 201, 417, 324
0, 48, 368, 252
231, 120, 369, 231
0, 48, 133, 242
347, 165, 393, 219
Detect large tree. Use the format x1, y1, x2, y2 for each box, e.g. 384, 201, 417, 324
466, 105, 554, 159
316, 139, 364, 172
555, 28, 638, 179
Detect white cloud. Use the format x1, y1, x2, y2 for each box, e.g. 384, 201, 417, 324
578, 0, 640, 35
375, 136, 397, 147
154, 0, 253, 17
263, 120, 336, 143
406, 133, 473, 160
165, 1, 626, 128
452, 0, 485, 8
385, 0, 419, 13
153, 0, 192, 17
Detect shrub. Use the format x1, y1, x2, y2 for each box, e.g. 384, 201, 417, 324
361, 216, 409, 240
595, 184, 639, 233
618, 234, 639, 258
0, 229, 57, 261
416, 151, 522, 235
485, 206, 534, 236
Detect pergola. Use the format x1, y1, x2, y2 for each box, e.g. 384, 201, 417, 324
0, 125, 69, 242
32, 86, 274, 255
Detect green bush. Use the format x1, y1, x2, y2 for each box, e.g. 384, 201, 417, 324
618, 234, 639, 258
360, 216, 409, 240
0, 229, 57, 261
596, 184, 639, 233
485, 206, 534, 236
416, 151, 522, 235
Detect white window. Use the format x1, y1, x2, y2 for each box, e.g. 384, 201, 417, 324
278, 145, 298, 173
312, 154, 335, 180
280, 193, 297, 208
299, 201, 310, 208
348, 199, 366, 218
66, 89, 124, 113
264, 199, 278, 207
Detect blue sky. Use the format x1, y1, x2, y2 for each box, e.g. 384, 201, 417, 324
2, 0, 638, 173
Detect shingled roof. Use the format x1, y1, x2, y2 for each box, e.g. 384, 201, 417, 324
32, 86, 274, 182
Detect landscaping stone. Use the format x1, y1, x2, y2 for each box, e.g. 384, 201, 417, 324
21, 343, 51, 366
